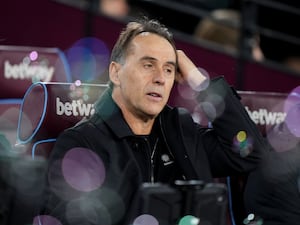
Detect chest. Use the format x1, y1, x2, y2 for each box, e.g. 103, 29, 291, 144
128, 136, 185, 183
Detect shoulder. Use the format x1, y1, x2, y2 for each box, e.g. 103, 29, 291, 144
162, 105, 191, 120
56, 113, 104, 143
50, 115, 105, 158
161, 105, 197, 131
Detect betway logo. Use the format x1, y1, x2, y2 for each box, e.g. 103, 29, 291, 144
245, 106, 286, 125
56, 97, 95, 116
4, 60, 54, 82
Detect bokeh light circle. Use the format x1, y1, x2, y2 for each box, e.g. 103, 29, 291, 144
178, 215, 200, 225
29, 51, 38, 61
283, 86, 300, 137
297, 173, 300, 193
177, 82, 198, 100
187, 67, 210, 92
266, 122, 299, 152
285, 103, 300, 137
66, 37, 110, 82
198, 93, 225, 122
233, 130, 253, 157
62, 147, 106, 192
33, 215, 62, 225
243, 213, 263, 225
237, 131, 247, 142
66, 197, 112, 225
133, 214, 159, 225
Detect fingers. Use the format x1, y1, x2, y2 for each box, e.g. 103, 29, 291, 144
176, 50, 197, 80
176, 50, 207, 89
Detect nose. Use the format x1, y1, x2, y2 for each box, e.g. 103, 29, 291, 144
153, 68, 165, 85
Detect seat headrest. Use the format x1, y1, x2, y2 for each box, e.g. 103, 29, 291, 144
17, 82, 108, 145
238, 91, 288, 136
169, 84, 288, 137
0, 45, 72, 99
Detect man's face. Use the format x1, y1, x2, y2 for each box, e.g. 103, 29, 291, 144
111, 32, 176, 120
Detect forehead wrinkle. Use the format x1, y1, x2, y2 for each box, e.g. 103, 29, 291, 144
140, 56, 176, 67
127, 33, 176, 64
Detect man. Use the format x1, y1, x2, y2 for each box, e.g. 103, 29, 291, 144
40, 17, 267, 225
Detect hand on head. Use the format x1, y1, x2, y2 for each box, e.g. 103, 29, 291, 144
176, 50, 207, 89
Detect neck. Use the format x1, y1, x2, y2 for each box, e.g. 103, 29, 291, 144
112, 88, 156, 135
122, 110, 155, 135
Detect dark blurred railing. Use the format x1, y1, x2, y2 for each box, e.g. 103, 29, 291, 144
2, 0, 300, 92
51, 0, 300, 70
127, 0, 300, 89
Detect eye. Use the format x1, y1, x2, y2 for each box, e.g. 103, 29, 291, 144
144, 63, 153, 69
164, 66, 175, 76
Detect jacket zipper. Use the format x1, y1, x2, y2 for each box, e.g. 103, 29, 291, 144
159, 116, 175, 159
144, 137, 155, 183
159, 115, 187, 180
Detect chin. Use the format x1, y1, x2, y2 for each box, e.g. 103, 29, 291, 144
141, 104, 164, 118
144, 110, 161, 119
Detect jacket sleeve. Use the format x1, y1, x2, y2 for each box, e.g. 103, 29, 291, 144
196, 76, 269, 176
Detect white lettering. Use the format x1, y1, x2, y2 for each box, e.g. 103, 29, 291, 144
245, 106, 286, 126
4, 60, 54, 82
56, 97, 95, 117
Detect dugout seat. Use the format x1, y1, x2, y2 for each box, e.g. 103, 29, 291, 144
0, 45, 72, 151
0, 45, 72, 98
16, 81, 108, 159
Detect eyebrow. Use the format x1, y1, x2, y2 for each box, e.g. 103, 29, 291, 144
140, 56, 176, 68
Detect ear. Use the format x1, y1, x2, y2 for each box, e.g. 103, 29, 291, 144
109, 61, 121, 86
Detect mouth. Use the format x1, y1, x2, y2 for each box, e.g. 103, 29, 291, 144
147, 92, 163, 101
148, 92, 162, 97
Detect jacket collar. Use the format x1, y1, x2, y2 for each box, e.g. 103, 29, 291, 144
94, 87, 173, 140
94, 87, 135, 138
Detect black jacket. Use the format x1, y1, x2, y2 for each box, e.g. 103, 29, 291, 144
42, 77, 267, 225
